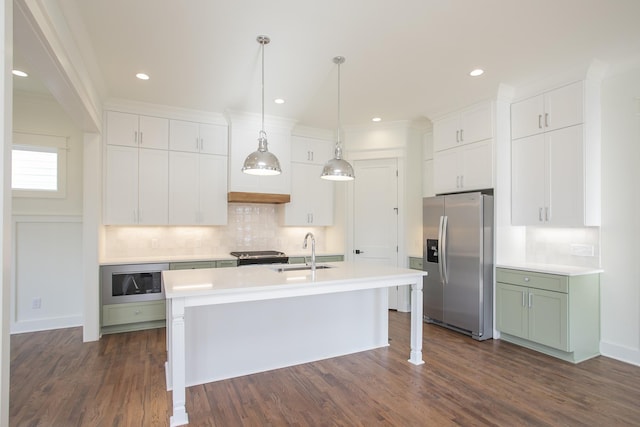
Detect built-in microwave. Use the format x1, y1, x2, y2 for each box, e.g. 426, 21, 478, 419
101, 263, 169, 305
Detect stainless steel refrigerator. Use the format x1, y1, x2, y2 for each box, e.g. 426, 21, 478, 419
422, 192, 493, 341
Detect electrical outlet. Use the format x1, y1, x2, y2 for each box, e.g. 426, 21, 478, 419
32, 297, 41, 309
570, 244, 594, 257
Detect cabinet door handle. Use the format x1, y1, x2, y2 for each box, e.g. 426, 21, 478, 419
456, 176, 460, 188
460, 175, 464, 188
528, 293, 533, 308
545, 113, 549, 128
522, 291, 526, 307
545, 206, 550, 221
459, 129, 464, 142
456, 130, 459, 143
139, 132, 143, 144
539, 207, 543, 221
538, 114, 542, 129
134, 131, 138, 144
196, 137, 200, 151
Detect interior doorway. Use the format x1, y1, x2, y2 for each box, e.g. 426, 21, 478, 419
352, 158, 400, 308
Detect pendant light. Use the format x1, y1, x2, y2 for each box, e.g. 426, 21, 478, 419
321, 56, 355, 181
242, 35, 281, 176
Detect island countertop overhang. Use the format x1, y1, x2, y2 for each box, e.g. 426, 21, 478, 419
162, 261, 427, 305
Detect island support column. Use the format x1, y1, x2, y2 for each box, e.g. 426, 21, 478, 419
409, 280, 424, 365
169, 298, 189, 427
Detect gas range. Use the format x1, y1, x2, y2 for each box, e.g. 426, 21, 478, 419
229, 250, 289, 266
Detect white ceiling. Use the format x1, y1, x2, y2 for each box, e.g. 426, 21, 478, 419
15, 0, 640, 129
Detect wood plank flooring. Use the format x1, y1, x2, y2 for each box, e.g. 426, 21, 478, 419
10, 311, 640, 426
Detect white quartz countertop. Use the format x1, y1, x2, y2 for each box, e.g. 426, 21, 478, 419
496, 263, 603, 276
162, 261, 427, 304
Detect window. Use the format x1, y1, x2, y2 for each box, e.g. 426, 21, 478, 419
12, 132, 67, 198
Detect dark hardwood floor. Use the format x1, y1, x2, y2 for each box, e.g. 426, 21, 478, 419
10, 311, 640, 426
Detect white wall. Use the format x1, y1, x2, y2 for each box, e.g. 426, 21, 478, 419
599, 65, 640, 365
10, 92, 84, 333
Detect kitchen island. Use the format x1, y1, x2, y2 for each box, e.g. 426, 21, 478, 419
163, 261, 426, 427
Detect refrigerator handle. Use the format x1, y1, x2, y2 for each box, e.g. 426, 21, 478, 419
437, 216, 445, 283
440, 215, 449, 285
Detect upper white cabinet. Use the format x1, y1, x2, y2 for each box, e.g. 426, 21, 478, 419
282, 136, 334, 226
104, 145, 168, 225
169, 120, 227, 155
106, 111, 168, 150
433, 102, 493, 152
168, 151, 227, 225
432, 101, 495, 194
511, 81, 583, 140
511, 80, 600, 226
104, 109, 228, 225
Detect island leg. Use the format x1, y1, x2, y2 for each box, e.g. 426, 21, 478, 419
408, 278, 424, 365
170, 298, 189, 426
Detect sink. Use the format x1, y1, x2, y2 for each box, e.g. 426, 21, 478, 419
272, 265, 333, 272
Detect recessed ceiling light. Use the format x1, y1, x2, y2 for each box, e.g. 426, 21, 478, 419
469, 69, 484, 77
12, 69, 28, 77
274, 98, 285, 104
372, 117, 382, 122
136, 73, 150, 80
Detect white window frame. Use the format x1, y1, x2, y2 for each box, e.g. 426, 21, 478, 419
12, 132, 68, 199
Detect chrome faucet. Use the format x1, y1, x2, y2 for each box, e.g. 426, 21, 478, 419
302, 232, 316, 271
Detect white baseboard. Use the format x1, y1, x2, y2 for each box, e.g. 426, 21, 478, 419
10, 315, 82, 334
600, 340, 640, 367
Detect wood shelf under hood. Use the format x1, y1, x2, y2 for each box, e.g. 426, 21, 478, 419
227, 192, 290, 204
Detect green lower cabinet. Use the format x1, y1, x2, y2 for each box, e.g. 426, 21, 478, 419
496, 268, 599, 363
102, 300, 166, 334
170, 261, 215, 270
409, 257, 423, 270
289, 255, 344, 264
216, 260, 237, 268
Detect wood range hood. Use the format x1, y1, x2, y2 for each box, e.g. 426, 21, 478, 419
227, 192, 291, 204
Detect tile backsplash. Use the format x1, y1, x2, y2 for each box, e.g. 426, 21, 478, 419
525, 226, 601, 268
103, 204, 333, 260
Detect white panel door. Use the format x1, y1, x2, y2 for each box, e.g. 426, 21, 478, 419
138, 148, 169, 225
511, 95, 544, 140
138, 115, 169, 150
460, 102, 493, 144
547, 125, 584, 226
199, 154, 228, 225
169, 119, 200, 153
461, 139, 493, 190
106, 111, 139, 147
105, 145, 138, 224
544, 81, 584, 133
199, 124, 228, 156
169, 151, 200, 224
511, 133, 546, 225
353, 158, 398, 307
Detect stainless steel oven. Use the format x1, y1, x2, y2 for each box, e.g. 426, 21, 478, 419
101, 263, 169, 305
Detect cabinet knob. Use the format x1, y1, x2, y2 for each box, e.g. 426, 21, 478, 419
524, 277, 530, 282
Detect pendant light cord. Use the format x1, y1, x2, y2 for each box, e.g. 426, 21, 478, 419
261, 38, 265, 135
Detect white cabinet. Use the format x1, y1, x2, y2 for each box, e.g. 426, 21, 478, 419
169, 151, 227, 225
282, 136, 334, 226
432, 101, 494, 194
433, 102, 493, 152
104, 110, 170, 224
510, 79, 599, 226
511, 81, 583, 140
169, 120, 227, 155
105, 145, 168, 224
512, 125, 586, 226
106, 111, 168, 149
433, 140, 493, 194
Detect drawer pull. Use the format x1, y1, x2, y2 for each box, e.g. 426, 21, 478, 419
134, 310, 142, 315
524, 277, 530, 282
